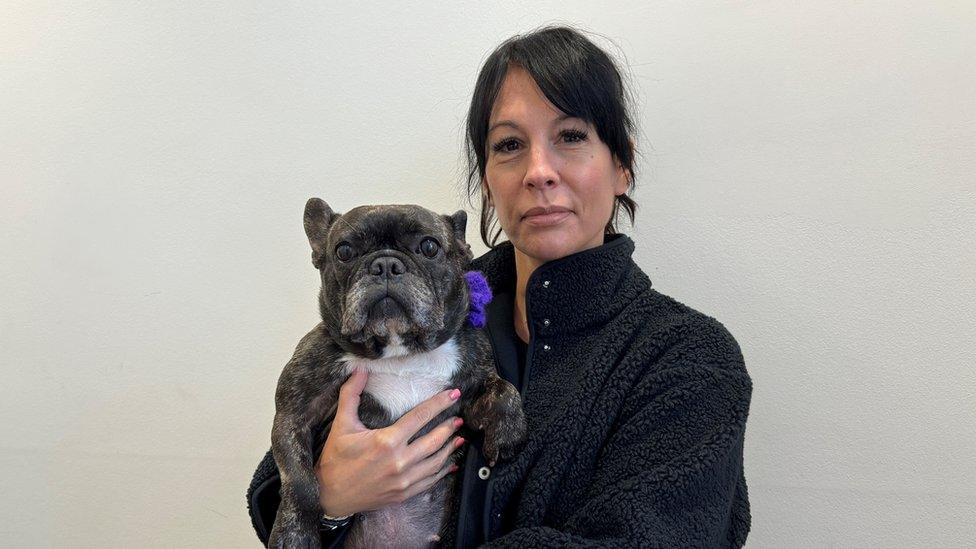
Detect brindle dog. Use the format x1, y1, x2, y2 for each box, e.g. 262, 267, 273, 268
268, 198, 526, 548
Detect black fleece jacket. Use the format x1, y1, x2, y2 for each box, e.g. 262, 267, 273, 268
246, 233, 753, 548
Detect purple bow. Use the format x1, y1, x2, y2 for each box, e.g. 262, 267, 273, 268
464, 270, 492, 328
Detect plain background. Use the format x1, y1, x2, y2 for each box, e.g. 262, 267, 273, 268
2, 2, 974, 547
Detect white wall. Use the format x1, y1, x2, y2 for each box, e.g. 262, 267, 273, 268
2, 2, 973, 547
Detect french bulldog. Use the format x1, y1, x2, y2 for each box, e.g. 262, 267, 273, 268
267, 198, 527, 549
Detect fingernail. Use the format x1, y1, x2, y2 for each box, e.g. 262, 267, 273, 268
449, 388, 461, 401
453, 417, 464, 428
449, 464, 459, 473
455, 437, 465, 448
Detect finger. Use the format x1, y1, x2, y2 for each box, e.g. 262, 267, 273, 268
399, 453, 459, 502
405, 415, 463, 463
389, 387, 460, 446
333, 368, 368, 434
409, 434, 465, 485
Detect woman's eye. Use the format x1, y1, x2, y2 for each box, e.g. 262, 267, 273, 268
491, 129, 587, 154
562, 128, 589, 143
491, 138, 520, 153
335, 242, 355, 261
418, 237, 440, 258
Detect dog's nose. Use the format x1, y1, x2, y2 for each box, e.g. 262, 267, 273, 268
369, 256, 406, 279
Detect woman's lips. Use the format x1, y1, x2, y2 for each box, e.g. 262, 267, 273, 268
522, 209, 572, 227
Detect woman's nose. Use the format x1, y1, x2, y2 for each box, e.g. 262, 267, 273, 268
523, 144, 559, 190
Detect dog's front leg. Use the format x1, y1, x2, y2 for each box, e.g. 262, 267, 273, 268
268, 418, 323, 549
465, 374, 527, 467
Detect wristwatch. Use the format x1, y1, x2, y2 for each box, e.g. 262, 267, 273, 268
319, 510, 354, 531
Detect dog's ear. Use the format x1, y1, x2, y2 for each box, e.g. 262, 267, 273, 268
443, 209, 473, 265
304, 198, 338, 269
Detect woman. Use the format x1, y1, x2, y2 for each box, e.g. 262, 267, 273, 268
248, 25, 752, 548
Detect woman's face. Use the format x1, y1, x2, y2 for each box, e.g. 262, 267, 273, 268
483, 65, 630, 263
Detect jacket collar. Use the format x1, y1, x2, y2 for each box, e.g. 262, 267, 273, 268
469, 233, 647, 337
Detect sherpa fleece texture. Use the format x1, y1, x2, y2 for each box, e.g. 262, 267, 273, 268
246, 233, 753, 548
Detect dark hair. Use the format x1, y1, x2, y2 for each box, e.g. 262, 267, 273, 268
464, 24, 640, 248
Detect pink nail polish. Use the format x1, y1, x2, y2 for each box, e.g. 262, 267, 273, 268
449, 388, 461, 400
453, 417, 464, 428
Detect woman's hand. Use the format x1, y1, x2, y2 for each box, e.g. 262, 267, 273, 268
315, 367, 466, 517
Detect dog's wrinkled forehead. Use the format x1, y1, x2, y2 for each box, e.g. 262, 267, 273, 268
331, 205, 450, 249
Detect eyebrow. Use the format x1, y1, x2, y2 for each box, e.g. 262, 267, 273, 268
488, 113, 575, 134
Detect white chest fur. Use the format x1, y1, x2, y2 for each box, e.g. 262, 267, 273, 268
339, 336, 462, 420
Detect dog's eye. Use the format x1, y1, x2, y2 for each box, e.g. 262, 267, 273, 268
418, 237, 440, 258
335, 242, 355, 262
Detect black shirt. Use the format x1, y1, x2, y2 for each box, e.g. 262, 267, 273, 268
454, 289, 525, 548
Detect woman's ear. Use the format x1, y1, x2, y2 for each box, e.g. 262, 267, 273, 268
614, 139, 635, 195
481, 178, 493, 207
613, 161, 631, 196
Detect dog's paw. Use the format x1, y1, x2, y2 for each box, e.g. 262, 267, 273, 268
482, 410, 527, 467
268, 525, 322, 549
